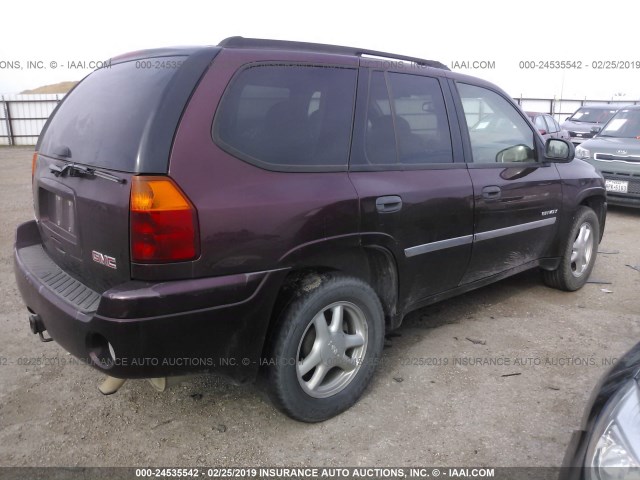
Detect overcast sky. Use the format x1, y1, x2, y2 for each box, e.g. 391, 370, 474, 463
1, 0, 639, 100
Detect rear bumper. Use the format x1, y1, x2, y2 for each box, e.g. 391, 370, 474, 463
568, 134, 594, 145
13, 220, 287, 382
570, 138, 589, 145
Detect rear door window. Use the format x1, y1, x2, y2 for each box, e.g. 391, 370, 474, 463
534, 116, 547, 132
38, 57, 186, 172
354, 70, 453, 169
544, 115, 559, 133
387, 73, 453, 165
363, 71, 397, 167
213, 64, 357, 171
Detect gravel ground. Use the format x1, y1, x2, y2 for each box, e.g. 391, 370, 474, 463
0, 146, 639, 468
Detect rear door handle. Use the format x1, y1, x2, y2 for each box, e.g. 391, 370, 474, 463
482, 186, 502, 201
375, 195, 403, 213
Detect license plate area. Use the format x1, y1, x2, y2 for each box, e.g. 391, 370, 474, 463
605, 179, 629, 193
38, 188, 77, 239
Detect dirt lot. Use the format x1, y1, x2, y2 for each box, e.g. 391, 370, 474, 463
1, 146, 639, 468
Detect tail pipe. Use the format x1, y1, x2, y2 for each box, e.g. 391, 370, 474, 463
98, 376, 167, 395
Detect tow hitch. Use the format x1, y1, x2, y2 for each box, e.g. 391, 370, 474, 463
29, 313, 52, 342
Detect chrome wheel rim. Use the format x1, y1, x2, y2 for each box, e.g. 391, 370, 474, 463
571, 222, 594, 277
296, 301, 368, 398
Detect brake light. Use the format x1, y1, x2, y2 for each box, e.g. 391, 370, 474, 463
130, 176, 199, 263
32, 152, 38, 180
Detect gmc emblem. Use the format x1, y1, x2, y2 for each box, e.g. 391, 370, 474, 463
92, 250, 117, 269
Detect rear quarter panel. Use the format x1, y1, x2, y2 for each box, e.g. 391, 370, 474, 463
157, 49, 361, 280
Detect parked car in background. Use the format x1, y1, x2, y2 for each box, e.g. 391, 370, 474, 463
561, 341, 640, 479
13, 37, 607, 422
526, 112, 571, 141
576, 106, 640, 207
562, 105, 620, 145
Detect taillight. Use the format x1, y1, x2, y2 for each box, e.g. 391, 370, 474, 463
130, 176, 199, 263
32, 152, 38, 180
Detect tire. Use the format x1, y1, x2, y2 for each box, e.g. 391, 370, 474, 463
543, 206, 599, 291
265, 274, 385, 422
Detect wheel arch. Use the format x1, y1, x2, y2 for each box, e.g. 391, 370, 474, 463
578, 194, 606, 242
260, 243, 401, 361
550, 190, 606, 259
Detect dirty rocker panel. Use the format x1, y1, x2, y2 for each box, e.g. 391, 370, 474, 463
404, 217, 557, 258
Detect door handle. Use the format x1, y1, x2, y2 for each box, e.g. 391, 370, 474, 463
482, 186, 502, 201
375, 195, 402, 213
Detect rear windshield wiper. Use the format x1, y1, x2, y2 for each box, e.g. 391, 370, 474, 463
50, 163, 125, 184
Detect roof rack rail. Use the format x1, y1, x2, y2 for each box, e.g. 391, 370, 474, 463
218, 36, 450, 71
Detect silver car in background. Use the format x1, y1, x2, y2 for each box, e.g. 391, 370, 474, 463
562, 105, 621, 145
576, 106, 640, 207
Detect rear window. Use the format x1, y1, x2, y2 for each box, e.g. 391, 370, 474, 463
213, 64, 357, 171
38, 57, 185, 172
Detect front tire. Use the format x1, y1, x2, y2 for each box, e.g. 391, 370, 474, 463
266, 275, 385, 422
543, 206, 599, 291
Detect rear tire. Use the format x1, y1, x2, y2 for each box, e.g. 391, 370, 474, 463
265, 274, 384, 422
543, 206, 599, 291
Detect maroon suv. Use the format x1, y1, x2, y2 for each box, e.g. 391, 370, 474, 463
14, 37, 607, 422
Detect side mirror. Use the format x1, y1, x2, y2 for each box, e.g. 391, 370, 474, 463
496, 144, 535, 163
545, 138, 574, 163
591, 126, 601, 134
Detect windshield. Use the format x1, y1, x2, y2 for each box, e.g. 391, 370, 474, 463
599, 109, 640, 138
569, 107, 617, 124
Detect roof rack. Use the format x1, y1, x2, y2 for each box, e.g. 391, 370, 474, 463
218, 36, 449, 71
